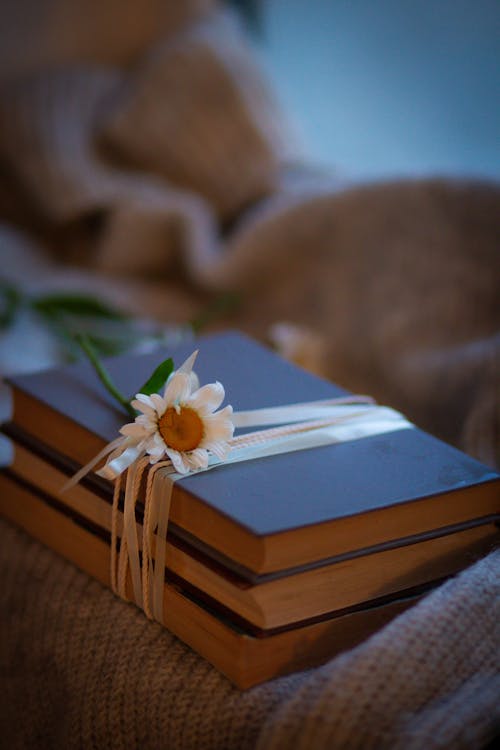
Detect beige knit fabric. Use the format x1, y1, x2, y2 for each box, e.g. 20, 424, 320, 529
0, 1, 215, 78
100, 10, 285, 219
0, 6, 286, 270
1, 518, 498, 750
0, 67, 222, 274
0, 7, 498, 463
257, 547, 500, 750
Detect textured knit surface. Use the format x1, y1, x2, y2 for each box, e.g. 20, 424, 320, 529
1, 518, 499, 750
257, 546, 500, 750
0, 4, 498, 464
0, 519, 301, 750
100, 10, 284, 219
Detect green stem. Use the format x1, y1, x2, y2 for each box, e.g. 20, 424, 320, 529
75, 334, 136, 418
0, 280, 24, 329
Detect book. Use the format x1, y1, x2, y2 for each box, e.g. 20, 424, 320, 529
4, 435, 499, 630
0, 470, 442, 688
5, 331, 499, 577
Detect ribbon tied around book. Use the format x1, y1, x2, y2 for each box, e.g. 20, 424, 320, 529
64, 350, 412, 624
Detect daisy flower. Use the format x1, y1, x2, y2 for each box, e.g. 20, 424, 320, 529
119, 351, 234, 474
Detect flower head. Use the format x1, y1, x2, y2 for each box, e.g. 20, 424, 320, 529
119, 351, 234, 474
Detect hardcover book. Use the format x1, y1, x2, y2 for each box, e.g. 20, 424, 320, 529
4, 436, 497, 630
5, 331, 499, 576
2, 330, 499, 686
0, 471, 446, 688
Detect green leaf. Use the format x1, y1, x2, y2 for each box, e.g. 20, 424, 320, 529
0, 280, 23, 329
31, 292, 138, 362
75, 334, 136, 418
32, 293, 128, 321
135, 357, 174, 398
77, 334, 136, 358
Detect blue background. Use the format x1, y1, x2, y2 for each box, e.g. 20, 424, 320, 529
259, 0, 500, 180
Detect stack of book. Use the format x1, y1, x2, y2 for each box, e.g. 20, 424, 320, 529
1, 332, 499, 688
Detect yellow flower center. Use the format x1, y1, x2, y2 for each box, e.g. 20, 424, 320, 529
158, 406, 204, 452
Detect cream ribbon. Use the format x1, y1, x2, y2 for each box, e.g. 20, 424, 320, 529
90, 397, 412, 624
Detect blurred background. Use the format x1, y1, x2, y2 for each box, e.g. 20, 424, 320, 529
257, 0, 500, 181
0, 0, 499, 466
2, 0, 499, 180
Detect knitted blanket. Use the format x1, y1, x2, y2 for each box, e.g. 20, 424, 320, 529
1, 519, 498, 750
0, 4, 498, 467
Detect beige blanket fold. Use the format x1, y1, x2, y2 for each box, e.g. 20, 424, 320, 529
257, 547, 500, 750
99, 9, 286, 221
0, 7, 286, 273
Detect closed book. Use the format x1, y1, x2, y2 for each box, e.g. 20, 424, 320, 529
4, 436, 499, 630
0, 471, 444, 688
5, 331, 499, 578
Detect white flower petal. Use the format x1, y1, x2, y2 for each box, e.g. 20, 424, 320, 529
141, 435, 156, 452
149, 393, 167, 416
145, 437, 167, 463
130, 398, 156, 418
189, 371, 200, 393
186, 449, 209, 471
130, 399, 156, 419
135, 414, 154, 428
166, 447, 190, 474
147, 448, 163, 461
135, 437, 150, 452
177, 350, 198, 375
147, 444, 164, 459
119, 423, 149, 439
201, 410, 234, 445
163, 371, 192, 405
217, 404, 234, 419
189, 382, 225, 414
200, 426, 232, 448
153, 431, 167, 451
134, 393, 156, 411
